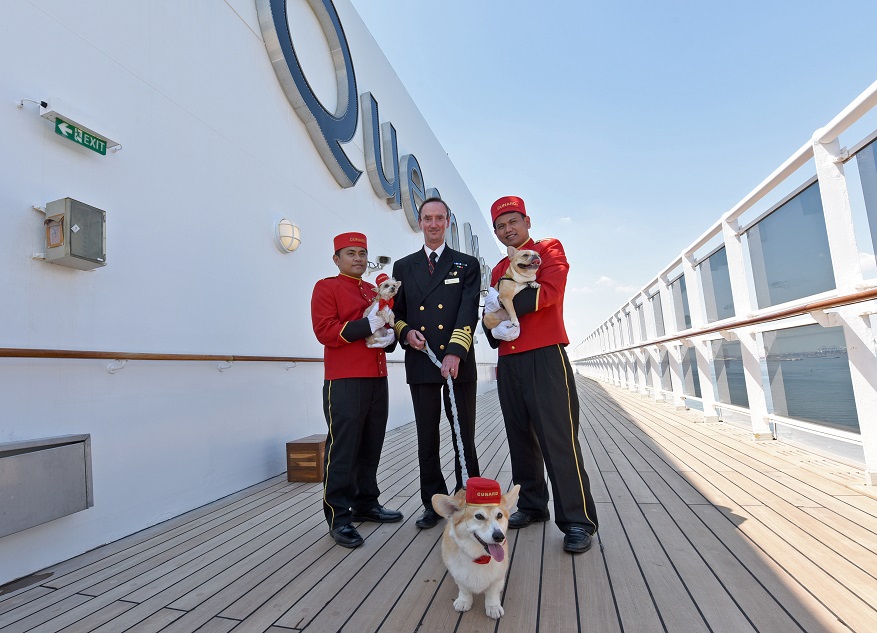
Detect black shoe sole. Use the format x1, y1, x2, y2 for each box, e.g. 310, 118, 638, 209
333, 538, 363, 549
563, 537, 592, 554
351, 514, 403, 523
508, 515, 549, 529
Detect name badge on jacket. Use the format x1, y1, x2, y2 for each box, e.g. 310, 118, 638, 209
444, 278, 460, 285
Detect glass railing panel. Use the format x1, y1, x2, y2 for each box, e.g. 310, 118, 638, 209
650, 292, 666, 337
660, 349, 672, 393
711, 339, 749, 408
700, 247, 736, 323
681, 346, 701, 398
762, 324, 859, 432
856, 138, 877, 261
671, 275, 692, 331
746, 182, 836, 309
635, 302, 647, 340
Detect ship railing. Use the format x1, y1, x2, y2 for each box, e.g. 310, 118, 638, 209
573, 79, 877, 485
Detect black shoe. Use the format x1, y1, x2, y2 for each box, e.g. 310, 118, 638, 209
563, 526, 592, 554
351, 505, 403, 523
415, 508, 440, 529
330, 524, 364, 548
508, 511, 549, 529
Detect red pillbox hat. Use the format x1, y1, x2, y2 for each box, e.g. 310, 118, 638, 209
375, 273, 389, 285
465, 477, 502, 506
334, 232, 368, 252
490, 196, 526, 225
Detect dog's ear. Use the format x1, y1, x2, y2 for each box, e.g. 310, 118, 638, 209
506, 245, 518, 258
432, 492, 464, 519
502, 484, 521, 511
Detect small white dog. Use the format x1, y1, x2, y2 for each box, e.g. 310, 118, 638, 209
432, 478, 521, 619
364, 273, 401, 348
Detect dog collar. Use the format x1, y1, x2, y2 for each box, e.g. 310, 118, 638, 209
472, 555, 491, 565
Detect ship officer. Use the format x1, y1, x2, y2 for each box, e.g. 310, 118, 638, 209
483, 196, 599, 553
311, 232, 403, 548
392, 197, 482, 529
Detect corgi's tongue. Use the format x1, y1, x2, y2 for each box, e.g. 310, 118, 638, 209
487, 543, 505, 562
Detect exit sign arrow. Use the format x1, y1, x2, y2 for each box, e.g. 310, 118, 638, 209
54, 116, 108, 156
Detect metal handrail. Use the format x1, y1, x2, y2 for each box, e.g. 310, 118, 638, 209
0, 348, 322, 363
0, 348, 498, 367
577, 286, 877, 359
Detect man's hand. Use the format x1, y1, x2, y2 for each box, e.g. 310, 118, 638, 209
406, 329, 426, 350
440, 353, 461, 380
367, 302, 386, 333
491, 320, 520, 341
483, 287, 501, 313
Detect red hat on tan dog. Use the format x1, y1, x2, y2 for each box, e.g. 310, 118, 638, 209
375, 273, 389, 285
490, 196, 526, 226
333, 231, 367, 252
465, 477, 502, 506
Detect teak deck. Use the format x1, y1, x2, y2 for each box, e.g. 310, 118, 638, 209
2, 377, 877, 632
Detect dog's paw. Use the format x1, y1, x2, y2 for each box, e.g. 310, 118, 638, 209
528, 281, 541, 288
485, 604, 504, 619
453, 597, 472, 613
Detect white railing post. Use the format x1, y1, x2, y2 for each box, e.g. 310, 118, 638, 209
813, 136, 877, 484
641, 290, 663, 401
659, 277, 686, 408
721, 219, 773, 439
681, 253, 719, 421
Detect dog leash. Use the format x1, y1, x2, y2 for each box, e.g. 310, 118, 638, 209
421, 342, 469, 487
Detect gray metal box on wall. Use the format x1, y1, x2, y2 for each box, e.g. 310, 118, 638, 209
0, 435, 93, 538
44, 198, 106, 270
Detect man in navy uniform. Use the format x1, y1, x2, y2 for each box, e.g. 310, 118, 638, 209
482, 196, 599, 553
311, 231, 403, 548
392, 198, 482, 529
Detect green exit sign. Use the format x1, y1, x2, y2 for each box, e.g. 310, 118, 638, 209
54, 117, 108, 155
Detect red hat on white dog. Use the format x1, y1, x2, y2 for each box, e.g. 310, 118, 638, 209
465, 477, 502, 506
375, 273, 389, 285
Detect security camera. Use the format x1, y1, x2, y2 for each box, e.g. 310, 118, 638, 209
367, 255, 392, 274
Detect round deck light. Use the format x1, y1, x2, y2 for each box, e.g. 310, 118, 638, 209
274, 218, 301, 253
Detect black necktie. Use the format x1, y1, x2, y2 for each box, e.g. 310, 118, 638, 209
428, 251, 438, 275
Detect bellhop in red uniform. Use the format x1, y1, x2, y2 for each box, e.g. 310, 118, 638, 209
483, 197, 599, 555
310, 232, 403, 549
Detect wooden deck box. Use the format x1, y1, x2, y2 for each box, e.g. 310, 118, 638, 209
286, 434, 327, 483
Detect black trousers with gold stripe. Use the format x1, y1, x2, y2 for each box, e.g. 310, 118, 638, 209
322, 377, 388, 530
497, 345, 598, 535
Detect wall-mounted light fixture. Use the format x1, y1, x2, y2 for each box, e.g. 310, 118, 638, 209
274, 218, 301, 253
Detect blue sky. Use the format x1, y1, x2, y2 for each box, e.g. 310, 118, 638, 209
349, 0, 877, 348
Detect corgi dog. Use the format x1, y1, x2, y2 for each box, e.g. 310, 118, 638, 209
364, 273, 401, 348
432, 478, 521, 619
482, 246, 541, 330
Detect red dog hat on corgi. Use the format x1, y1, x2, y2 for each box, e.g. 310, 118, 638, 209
465, 477, 502, 506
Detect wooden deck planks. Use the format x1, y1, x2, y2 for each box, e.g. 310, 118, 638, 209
3, 377, 877, 632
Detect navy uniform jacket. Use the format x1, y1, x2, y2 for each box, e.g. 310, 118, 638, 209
392, 247, 480, 384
